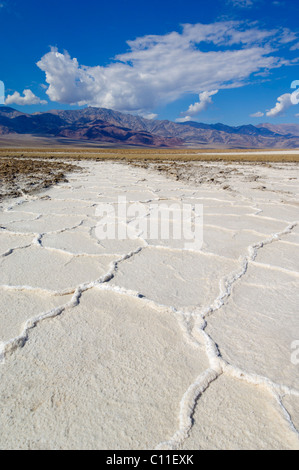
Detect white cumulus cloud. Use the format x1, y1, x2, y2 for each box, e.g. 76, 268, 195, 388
179, 90, 219, 121
175, 116, 192, 123
250, 111, 264, 117
36, 22, 295, 116
266, 91, 298, 117
5, 89, 47, 106
140, 113, 158, 120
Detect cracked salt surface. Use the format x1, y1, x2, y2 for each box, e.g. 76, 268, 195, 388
0, 160, 298, 450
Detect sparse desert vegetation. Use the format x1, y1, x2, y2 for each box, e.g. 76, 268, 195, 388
0, 147, 299, 162
0, 156, 80, 200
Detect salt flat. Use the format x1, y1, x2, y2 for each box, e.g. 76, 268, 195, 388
0, 159, 298, 450
196, 150, 299, 156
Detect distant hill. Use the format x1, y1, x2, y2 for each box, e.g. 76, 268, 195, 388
256, 123, 299, 137
0, 106, 299, 148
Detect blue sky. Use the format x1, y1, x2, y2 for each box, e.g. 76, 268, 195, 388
0, 0, 299, 125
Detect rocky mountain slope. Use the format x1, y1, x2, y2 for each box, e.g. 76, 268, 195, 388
1, 106, 299, 148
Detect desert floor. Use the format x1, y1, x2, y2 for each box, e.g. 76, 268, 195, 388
0, 156, 298, 450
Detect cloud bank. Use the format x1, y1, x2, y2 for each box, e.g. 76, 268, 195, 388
5, 89, 47, 106
36, 21, 297, 116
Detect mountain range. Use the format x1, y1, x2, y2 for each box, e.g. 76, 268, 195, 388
0, 106, 299, 148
